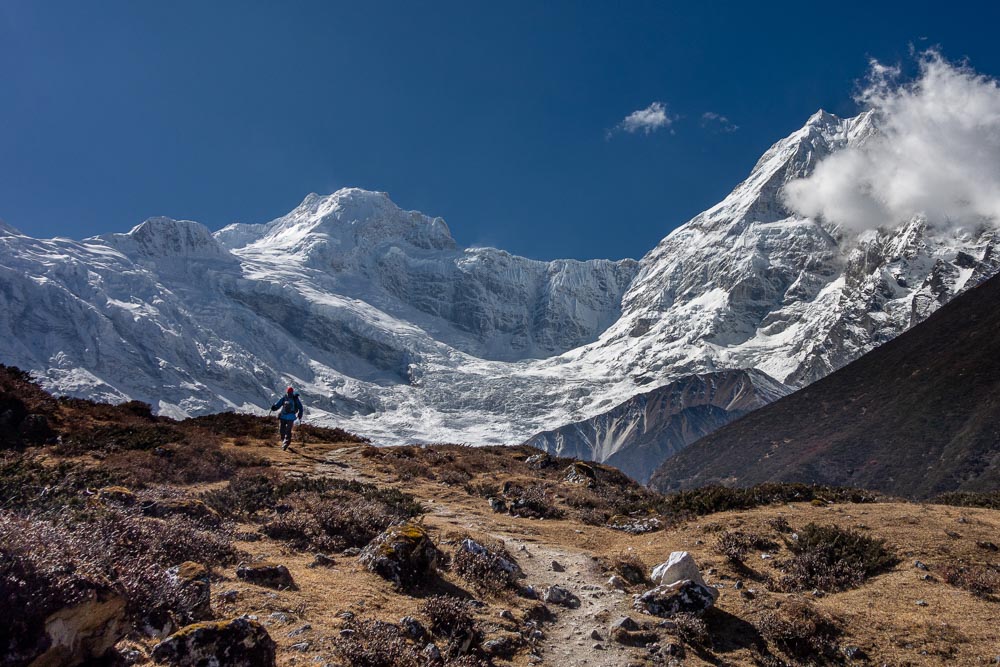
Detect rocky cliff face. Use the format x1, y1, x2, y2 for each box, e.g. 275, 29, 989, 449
1, 111, 997, 479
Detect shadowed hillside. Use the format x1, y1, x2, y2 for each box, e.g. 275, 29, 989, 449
650, 271, 1000, 498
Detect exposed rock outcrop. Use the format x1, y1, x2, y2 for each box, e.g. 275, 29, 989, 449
359, 523, 440, 589
30, 589, 128, 667
151, 617, 276, 666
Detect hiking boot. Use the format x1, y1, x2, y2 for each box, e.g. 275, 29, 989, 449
282, 441, 290, 451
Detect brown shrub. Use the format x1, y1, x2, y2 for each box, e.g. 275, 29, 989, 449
204, 470, 422, 521
0, 454, 113, 512
101, 442, 266, 487
0, 505, 239, 657
451, 536, 522, 595
766, 516, 792, 533
778, 523, 897, 592
261, 489, 418, 552
930, 490, 1000, 510
669, 612, 712, 649
604, 551, 648, 585
754, 599, 841, 662
421, 595, 484, 659
332, 620, 424, 667
939, 563, 1000, 598
497, 482, 564, 519
715, 530, 778, 563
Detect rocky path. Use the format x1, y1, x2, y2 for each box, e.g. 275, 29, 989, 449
499, 537, 642, 666
282, 442, 655, 665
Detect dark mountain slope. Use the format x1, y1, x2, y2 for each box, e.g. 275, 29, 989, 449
649, 272, 1000, 498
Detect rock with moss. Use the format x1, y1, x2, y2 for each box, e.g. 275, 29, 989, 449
235, 563, 295, 590
151, 617, 275, 666
359, 522, 440, 589
169, 562, 213, 622
637, 551, 718, 617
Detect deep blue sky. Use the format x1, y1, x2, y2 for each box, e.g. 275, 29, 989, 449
2, 1, 998, 260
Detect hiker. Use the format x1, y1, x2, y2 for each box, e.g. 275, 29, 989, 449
270, 386, 304, 450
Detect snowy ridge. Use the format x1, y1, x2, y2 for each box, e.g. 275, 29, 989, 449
1, 110, 998, 479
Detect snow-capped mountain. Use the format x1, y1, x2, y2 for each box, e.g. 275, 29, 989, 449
1, 109, 997, 478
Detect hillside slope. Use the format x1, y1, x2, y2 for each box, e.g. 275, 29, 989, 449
3, 367, 999, 666
650, 272, 1000, 498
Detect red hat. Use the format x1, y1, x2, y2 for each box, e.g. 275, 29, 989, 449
286, 386, 295, 394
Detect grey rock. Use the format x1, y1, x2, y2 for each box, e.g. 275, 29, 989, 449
543, 585, 580, 608
236, 563, 295, 590
152, 618, 276, 667
611, 616, 639, 632
634, 580, 717, 617
399, 616, 426, 641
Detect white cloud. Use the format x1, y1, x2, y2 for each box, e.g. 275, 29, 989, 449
609, 102, 674, 137
783, 51, 1000, 232
701, 111, 738, 133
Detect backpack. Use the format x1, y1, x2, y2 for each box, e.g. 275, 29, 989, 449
281, 395, 297, 416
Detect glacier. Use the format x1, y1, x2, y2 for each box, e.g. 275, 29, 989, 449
1, 109, 997, 479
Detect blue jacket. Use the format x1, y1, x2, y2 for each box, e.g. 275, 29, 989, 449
272, 393, 303, 421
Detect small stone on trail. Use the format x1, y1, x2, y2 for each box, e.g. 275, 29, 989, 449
611, 616, 639, 632
551, 560, 565, 572
543, 585, 579, 608
914, 560, 928, 570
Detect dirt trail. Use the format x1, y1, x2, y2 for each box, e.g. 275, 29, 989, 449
305, 442, 652, 666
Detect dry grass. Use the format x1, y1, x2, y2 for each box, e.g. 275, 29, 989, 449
4, 367, 1000, 666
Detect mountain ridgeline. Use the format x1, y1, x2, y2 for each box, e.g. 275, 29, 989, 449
649, 271, 1000, 498
1, 109, 998, 483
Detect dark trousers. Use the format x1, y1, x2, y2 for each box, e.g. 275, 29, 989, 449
279, 418, 294, 444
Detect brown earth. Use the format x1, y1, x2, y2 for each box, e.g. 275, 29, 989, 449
2, 363, 998, 666
119, 435, 1000, 667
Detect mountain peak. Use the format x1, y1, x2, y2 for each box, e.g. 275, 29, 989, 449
254, 188, 457, 260
112, 216, 228, 258
805, 108, 840, 127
